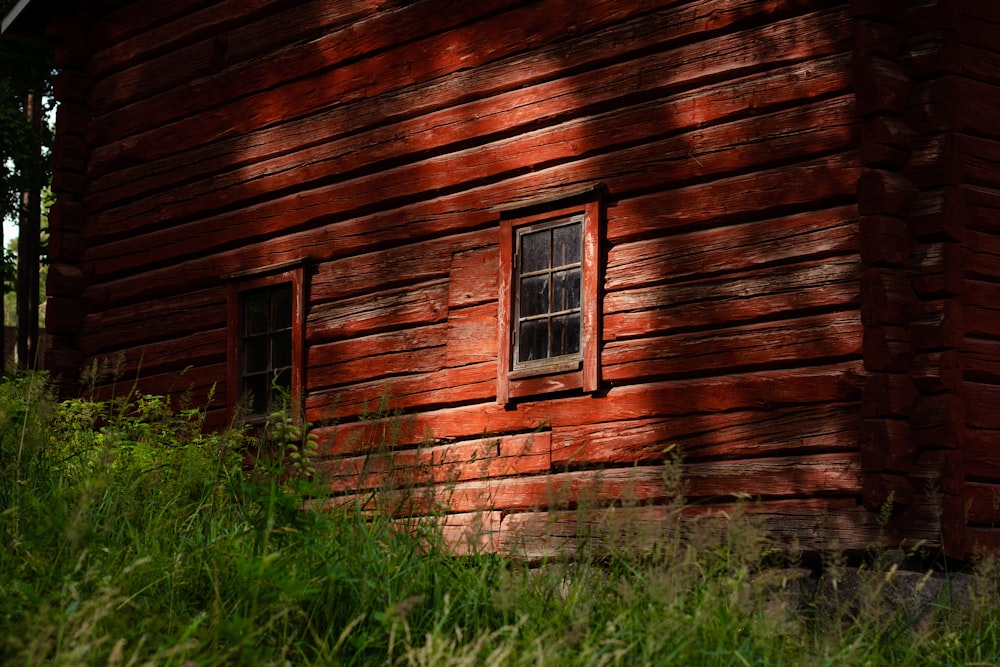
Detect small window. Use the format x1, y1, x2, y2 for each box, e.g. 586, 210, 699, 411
240, 284, 293, 416
226, 265, 304, 422
497, 187, 602, 404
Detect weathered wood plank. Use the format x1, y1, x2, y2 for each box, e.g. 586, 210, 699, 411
310, 229, 493, 303
445, 303, 498, 368
314, 361, 866, 452
603, 312, 862, 382
318, 431, 551, 495
495, 498, 911, 560
308, 363, 497, 421
551, 403, 861, 469
81, 152, 861, 310
965, 382, 1000, 430
961, 336, 1000, 383
83, 92, 858, 279
86, 2, 850, 187
963, 279, 1000, 339
325, 454, 863, 518
87, 0, 376, 108
306, 279, 449, 342
604, 255, 860, 340
308, 323, 448, 391
606, 205, 857, 292
86, 1, 847, 214
448, 245, 499, 309
77, 289, 227, 353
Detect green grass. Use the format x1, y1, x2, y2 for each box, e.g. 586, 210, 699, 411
1, 372, 999, 666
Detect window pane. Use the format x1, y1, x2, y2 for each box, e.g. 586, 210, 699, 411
272, 285, 293, 330
244, 291, 270, 334
244, 374, 269, 416
518, 319, 548, 363
551, 314, 581, 357
270, 368, 292, 411
520, 275, 549, 317
553, 223, 581, 266
244, 336, 269, 373
521, 229, 550, 273
272, 330, 292, 369
552, 269, 581, 312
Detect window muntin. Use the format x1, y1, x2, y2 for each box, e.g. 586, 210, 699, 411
240, 283, 293, 417
514, 216, 583, 368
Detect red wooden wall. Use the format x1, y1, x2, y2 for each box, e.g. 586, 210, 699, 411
38, 0, 1000, 557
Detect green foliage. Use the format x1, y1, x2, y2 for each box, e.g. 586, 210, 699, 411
0, 38, 54, 226
0, 373, 999, 665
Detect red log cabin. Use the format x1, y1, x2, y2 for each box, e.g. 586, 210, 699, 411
4, 0, 1000, 558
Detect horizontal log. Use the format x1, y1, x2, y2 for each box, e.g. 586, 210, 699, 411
960, 336, 1000, 383
862, 473, 914, 511
606, 205, 857, 292
307, 361, 497, 421
309, 344, 448, 395
904, 242, 964, 298
88, 0, 521, 141
857, 168, 917, 217
863, 325, 914, 373
860, 418, 916, 473
328, 453, 864, 517
308, 323, 448, 391
605, 255, 861, 340
318, 431, 550, 495
496, 498, 909, 560
84, 362, 226, 413
86, 3, 851, 186
859, 215, 915, 266
940, 493, 969, 560
904, 133, 961, 188
963, 280, 1000, 339
909, 298, 964, 350
964, 482, 1000, 528
81, 151, 860, 310
310, 229, 492, 303
861, 372, 918, 418
910, 392, 964, 449
853, 17, 904, 60
910, 350, 961, 394
77, 288, 227, 354
87, 0, 315, 107
860, 267, 915, 326
609, 152, 860, 244
396, 511, 504, 556
551, 403, 861, 468
965, 382, 1000, 429
906, 76, 1000, 135
908, 186, 966, 242
87, 37, 855, 238
306, 278, 449, 342
315, 361, 866, 453
46, 262, 86, 298
445, 303, 498, 367
860, 116, 915, 168
853, 55, 910, 116
44, 296, 86, 336
103, 328, 227, 381
964, 428, 1000, 477
83, 92, 859, 279
449, 245, 499, 309
602, 312, 862, 382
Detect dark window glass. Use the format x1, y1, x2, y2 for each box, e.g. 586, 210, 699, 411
514, 217, 583, 367
240, 284, 293, 417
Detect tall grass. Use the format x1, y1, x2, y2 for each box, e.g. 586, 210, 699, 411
1, 373, 998, 666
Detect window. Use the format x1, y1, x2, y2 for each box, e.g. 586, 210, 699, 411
497, 186, 603, 404
226, 264, 305, 422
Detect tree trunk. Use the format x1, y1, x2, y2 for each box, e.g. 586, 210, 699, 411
17, 90, 41, 370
